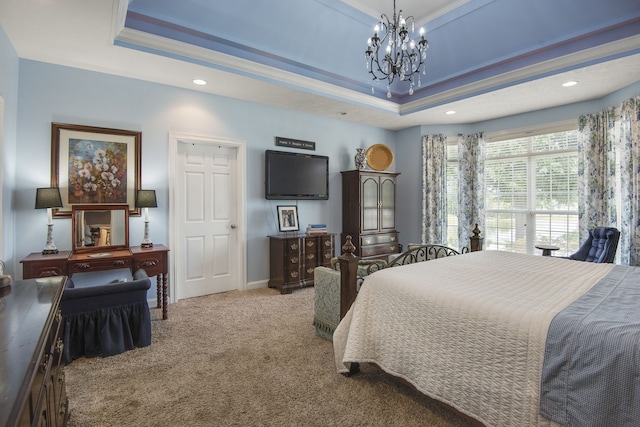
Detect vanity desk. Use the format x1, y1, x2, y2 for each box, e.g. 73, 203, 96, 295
20, 245, 170, 319
20, 204, 170, 319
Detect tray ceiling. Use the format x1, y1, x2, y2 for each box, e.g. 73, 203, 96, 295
1, 0, 639, 130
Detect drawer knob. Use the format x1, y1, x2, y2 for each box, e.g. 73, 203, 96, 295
290, 243, 299, 250
290, 271, 298, 278
307, 241, 315, 247
307, 267, 314, 274
307, 254, 315, 260
40, 270, 59, 277
140, 260, 158, 267
290, 257, 299, 264
112, 260, 126, 266
324, 240, 331, 246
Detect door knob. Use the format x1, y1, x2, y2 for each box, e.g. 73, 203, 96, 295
230, 224, 237, 229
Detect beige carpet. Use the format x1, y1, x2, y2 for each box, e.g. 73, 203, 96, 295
66, 287, 475, 427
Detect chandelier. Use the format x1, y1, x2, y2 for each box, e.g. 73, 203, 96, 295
365, 0, 429, 98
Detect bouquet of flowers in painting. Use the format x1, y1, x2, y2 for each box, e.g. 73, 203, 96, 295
67, 138, 128, 203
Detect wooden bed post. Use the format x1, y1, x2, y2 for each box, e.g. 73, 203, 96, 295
338, 235, 359, 319
470, 223, 483, 252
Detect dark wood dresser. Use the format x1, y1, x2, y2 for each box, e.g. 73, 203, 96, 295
0, 276, 69, 427
268, 233, 336, 294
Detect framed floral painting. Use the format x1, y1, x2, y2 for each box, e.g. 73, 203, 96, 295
51, 123, 142, 217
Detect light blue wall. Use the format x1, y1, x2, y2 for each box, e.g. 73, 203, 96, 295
0, 24, 19, 275
4, 35, 640, 286
14, 60, 395, 284
394, 82, 640, 248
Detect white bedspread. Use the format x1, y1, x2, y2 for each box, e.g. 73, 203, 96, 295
333, 251, 614, 427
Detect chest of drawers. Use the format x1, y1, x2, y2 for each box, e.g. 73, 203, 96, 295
0, 276, 69, 427
268, 233, 336, 294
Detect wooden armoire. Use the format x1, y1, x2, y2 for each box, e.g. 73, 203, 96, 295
341, 170, 400, 259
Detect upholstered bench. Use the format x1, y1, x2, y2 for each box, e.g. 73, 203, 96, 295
60, 269, 152, 364
313, 258, 387, 341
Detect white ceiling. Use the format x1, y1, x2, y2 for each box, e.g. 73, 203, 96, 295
0, 0, 639, 131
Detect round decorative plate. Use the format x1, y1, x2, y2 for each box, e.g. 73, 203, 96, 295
365, 144, 394, 171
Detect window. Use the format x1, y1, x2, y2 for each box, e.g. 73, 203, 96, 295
446, 129, 579, 256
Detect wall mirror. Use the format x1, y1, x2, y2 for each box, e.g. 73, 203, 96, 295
71, 204, 129, 253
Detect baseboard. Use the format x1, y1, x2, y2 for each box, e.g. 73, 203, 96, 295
155, 280, 269, 305
246, 279, 268, 290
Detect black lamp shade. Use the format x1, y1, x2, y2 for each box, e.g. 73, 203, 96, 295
35, 187, 63, 209
136, 190, 157, 208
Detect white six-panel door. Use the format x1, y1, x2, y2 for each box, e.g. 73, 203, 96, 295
172, 135, 245, 300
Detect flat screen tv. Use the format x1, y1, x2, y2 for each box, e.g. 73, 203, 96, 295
265, 150, 329, 200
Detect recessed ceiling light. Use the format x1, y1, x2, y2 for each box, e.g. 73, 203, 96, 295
192, 79, 207, 85
445, 110, 456, 115
562, 81, 578, 87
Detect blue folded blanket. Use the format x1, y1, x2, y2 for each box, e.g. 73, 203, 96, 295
540, 265, 640, 427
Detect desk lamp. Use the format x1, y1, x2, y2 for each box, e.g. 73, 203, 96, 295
35, 187, 63, 254
136, 190, 157, 248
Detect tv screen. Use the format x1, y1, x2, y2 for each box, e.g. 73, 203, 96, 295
265, 150, 329, 200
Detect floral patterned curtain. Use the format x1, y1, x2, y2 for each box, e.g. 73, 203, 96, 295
577, 96, 640, 265
457, 132, 486, 250
619, 96, 640, 265
577, 109, 617, 237
421, 134, 447, 244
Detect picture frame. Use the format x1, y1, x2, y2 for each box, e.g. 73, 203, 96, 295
277, 205, 299, 232
50, 123, 142, 217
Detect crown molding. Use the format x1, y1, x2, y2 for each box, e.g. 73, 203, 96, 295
112, 6, 639, 118
400, 34, 640, 116
114, 27, 401, 114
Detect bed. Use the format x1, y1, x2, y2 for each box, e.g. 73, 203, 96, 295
333, 250, 640, 427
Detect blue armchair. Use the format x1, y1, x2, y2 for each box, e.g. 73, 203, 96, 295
569, 227, 620, 263
61, 269, 152, 364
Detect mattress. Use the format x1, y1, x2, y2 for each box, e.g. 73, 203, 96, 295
333, 251, 614, 427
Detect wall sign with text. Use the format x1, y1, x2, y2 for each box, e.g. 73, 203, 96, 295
275, 137, 316, 151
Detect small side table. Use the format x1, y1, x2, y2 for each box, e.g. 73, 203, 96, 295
535, 244, 560, 256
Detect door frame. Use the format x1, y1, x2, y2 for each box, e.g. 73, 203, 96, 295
168, 132, 247, 303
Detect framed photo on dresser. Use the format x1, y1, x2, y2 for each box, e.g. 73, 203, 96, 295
277, 205, 299, 232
